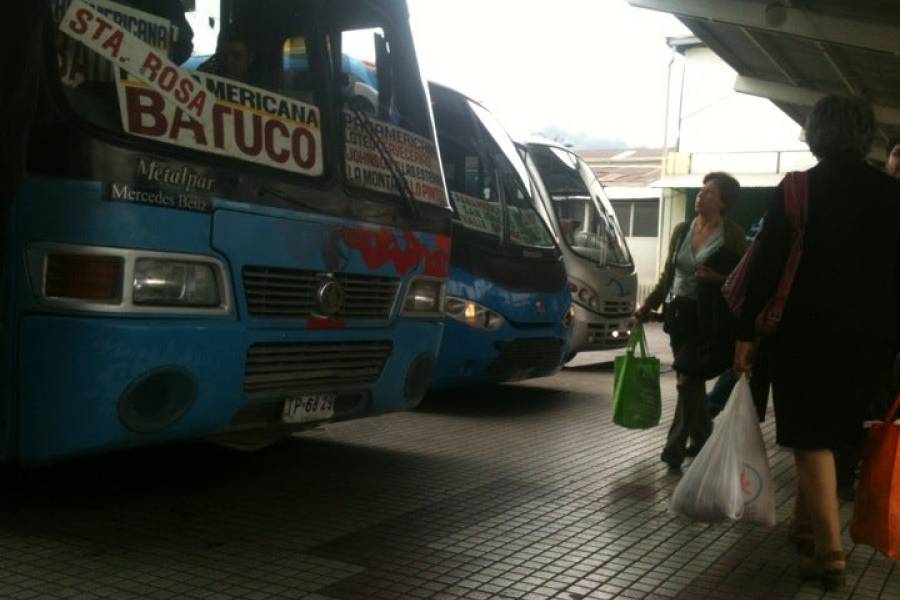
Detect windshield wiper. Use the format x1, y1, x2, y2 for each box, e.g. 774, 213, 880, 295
348, 107, 419, 219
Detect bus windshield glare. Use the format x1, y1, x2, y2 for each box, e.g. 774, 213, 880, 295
439, 98, 555, 250
527, 144, 631, 267
467, 102, 555, 250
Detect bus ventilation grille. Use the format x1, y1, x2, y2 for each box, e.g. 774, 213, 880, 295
243, 340, 393, 399
243, 266, 400, 319
486, 338, 563, 376
603, 300, 634, 315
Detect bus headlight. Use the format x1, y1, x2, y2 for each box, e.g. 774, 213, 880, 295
563, 304, 576, 327
27, 243, 232, 315
569, 277, 600, 311
445, 297, 505, 331
402, 276, 445, 315
133, 259, 221, 306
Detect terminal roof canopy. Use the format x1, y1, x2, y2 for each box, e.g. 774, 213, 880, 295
628, 0, 900, 151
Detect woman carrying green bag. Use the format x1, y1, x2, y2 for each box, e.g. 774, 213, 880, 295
634, 172, 747, 470
613, 322, 661, 429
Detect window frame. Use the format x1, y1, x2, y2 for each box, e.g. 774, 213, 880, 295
610, 198, 660, 238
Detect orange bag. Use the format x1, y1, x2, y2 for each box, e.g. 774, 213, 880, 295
850, 394, 900, 560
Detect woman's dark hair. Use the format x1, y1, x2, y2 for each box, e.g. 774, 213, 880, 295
702, 171, 740, 211
804, 95, 875, 159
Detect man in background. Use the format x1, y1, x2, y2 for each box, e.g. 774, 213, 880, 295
199, 26, 254, 83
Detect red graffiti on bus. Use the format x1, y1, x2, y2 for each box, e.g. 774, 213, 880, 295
341, 227, 450, 278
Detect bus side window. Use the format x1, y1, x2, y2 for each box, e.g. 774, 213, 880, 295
340, 28, 384, 116
282, 36, 315, 104
437, 129, 500, 237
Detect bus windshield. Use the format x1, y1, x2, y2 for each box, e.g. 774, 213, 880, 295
527, 143, 632, 267
50, 0, 447, 209
468, 102, 555, 250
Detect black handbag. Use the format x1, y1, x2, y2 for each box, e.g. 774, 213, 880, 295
670, 247, 742, 380
665, 296, 726, 379
662, 296, 697, 338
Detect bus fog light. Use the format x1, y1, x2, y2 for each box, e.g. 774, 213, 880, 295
118, 367, 196, 433
133, 259, 220, 306
403, 277, 444, 315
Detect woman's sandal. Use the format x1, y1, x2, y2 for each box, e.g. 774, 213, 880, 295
800, 550, 847, 592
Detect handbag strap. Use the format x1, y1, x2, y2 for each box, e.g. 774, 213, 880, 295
764, 171, 809, 325
783, 171, 809, 230
627, 321, 648, 358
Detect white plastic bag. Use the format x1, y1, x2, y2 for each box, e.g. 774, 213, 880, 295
669, 375, 776, 526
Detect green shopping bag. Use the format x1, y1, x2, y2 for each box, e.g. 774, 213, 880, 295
612, 322, 661, 428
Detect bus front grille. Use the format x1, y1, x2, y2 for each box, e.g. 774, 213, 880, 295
603, 300, 634, 315
243, 341, 393, 399
243, 266, 400, 319
486, 337, 563, 376
585, 322, 629, 348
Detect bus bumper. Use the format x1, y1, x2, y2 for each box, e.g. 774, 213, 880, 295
429, 319, 570, 389
569, 304, 634, 353
17, 315, 442, 462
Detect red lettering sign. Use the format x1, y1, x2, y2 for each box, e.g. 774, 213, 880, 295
60, 0, 211, 122
120, 84, 323, 176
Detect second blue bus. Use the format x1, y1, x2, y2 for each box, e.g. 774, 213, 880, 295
427, 83, 573, 389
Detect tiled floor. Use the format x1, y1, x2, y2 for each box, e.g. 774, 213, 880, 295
0, 323, 896, 599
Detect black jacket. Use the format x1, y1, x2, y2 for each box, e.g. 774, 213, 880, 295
737, 157, 900, 348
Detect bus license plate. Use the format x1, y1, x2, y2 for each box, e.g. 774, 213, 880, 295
282, 394, 336, 424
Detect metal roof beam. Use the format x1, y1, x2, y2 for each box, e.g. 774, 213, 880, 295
734, 75, 900, 127
817, 43, 861, 96
741, 27, 798, 85
628, 0, 900, 55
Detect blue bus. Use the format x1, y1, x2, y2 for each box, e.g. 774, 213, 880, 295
427, 83, 573, 389
2, 0, 452, 462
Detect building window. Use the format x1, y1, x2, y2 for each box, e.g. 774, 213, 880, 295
613, 204, 630, 235
611, 199, 659, 237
